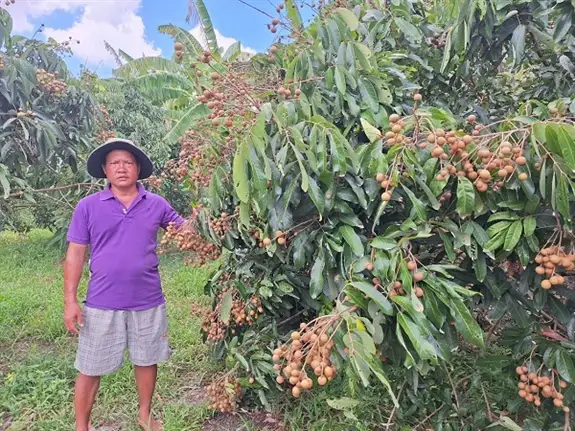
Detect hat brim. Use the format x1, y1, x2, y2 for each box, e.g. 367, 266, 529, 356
87, 139, 154, 180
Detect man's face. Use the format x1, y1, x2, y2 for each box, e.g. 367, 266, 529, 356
103, 149, 140, 188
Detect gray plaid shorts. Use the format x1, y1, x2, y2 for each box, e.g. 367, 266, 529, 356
74, 303, 172, 376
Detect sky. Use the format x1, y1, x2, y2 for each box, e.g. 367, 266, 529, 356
1, 0, 313, 77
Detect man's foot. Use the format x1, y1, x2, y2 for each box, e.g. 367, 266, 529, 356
137, 416, 163, 431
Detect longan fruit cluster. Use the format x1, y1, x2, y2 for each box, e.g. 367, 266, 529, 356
535, 246, 574, 289
257, 230, 288, 247
388, 259, 425, 298
162, 220, 220, 265
267, 17, 280, 34
197, 50, 212, 64
0, 55, 4, 71
384, 113, 410, 147
202, 288, 264, 342
15, 107, 34, 118
277, 86, 301, 100
273, 322, 337, 398
36, 69, 67, 96
3, 0, 16, 7
145, 175, 163, 190
430, 131, 529, 192
96, 130, 116, 143
208, 212, 233, 239
205, 375, 242, 413
516, 366, 570, 412
376, 172, 395, 202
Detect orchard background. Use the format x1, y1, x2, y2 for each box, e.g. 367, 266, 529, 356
2, 0, 575, 430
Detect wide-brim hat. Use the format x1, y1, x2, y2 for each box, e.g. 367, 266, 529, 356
87, 138, 154, 180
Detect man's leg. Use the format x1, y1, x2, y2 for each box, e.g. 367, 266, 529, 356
74, 307, 127, 431
74, 373, 101, 431
128, 304, 171, 431
134, 365, 161, 429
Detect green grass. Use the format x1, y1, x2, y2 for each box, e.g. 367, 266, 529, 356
0, 229, 221, 431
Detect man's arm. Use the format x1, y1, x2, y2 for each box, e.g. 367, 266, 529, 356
63, 242, 88, 334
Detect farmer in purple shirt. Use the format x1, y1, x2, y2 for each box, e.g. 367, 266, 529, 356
64, 138, 185, 431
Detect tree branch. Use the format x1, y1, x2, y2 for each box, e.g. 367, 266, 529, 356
8, 183, 103, 198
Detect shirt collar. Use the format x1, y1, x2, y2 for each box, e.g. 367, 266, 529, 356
99, 182, 147, 201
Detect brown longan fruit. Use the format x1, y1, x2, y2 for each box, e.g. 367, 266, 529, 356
541, 280, 552, 290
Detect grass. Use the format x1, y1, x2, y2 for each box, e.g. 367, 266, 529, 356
0, 229, 222, 431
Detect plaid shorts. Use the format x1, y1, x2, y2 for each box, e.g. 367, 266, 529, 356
74, 303, 172, 376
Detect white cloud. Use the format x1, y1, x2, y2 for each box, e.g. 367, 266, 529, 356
2, 1, 161, 67
189, 24, 257, 57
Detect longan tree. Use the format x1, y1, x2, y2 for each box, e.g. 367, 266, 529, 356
155, 0, 575, 427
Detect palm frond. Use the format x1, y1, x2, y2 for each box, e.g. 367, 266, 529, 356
158, 24, 204, 56
195, 0, 219, 58
104, 41, 123, 67
118, 49, 134, 63
164, 103, 209, 142
114, 56, 182, 79
186, 0, 200, 26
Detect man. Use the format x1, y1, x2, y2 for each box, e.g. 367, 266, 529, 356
64, 138, 186, 431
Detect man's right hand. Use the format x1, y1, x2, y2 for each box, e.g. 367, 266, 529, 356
64, 301, 84, 335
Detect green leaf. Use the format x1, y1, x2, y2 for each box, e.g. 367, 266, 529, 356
352, 42, 373, 72
370, 237, 397, 251
456, 177, 475, 217
545, 125, 562, 154
394, 17, 423, 43
487, 221, 513, 238
557, 174, 571, 221
335, 67, 346, 95
414, 177, 440, 210
557, 125, 575, 171
334, 8, 359, 31
360, 118, 381, 143
339, 225, 364, 257
326, 397, 359, 410
233, 141, 250, 203
307, 177, 325, 217
290, 144, 309, 192
523, 216, 536, 237
402, 185, 427, 221
358, 78, 379, 112
220, 290, 233, 324
474, 250, 487, 282
239, 202, 250, 229
350, 281, 394, 316
503, 220, 523, 251
285, 0, 303, 30
449, 299, 484, 348
488, 212, 520, 222
440, 29, 452, 73
0, 168, 10, 199
510, 24, 526, 66
397, 313, 437, 361
556, 350, 575, 384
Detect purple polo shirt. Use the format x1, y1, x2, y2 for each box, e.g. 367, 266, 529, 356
67, 183, 185, 311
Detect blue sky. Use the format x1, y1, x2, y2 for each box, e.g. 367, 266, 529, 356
2, 0, 312, 77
